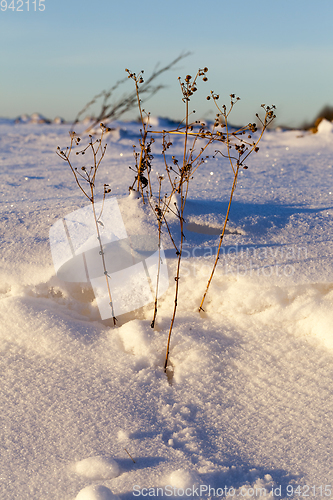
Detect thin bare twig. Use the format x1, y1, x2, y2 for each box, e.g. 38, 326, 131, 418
75, 53, 191, 133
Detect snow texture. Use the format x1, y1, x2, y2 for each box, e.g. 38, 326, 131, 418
74, 456, 121, 480
75, 484, 120, 500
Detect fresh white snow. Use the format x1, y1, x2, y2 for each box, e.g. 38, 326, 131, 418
1, 118, 333, 499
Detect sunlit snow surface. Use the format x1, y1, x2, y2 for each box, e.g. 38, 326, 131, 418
1, 118, 333, 499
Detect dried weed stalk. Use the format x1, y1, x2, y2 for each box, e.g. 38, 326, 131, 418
160, 69, 214, 372
127, 68, 213, 369
126, 69, 154, 200
56, 124, 117, 326
59, 64, 275, 376
147, 173, 175, 329
198, 96, 276, 312
74, 53, 190, 133
127, 66, 275, 372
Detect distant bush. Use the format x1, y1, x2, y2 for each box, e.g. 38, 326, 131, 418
303, 105, 333, 132
316, 105, 333, 122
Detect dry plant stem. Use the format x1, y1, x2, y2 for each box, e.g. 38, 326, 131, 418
148, 184, 178, 329
134, 76, 146, 196
199, 106, 275, 313
91, 197, 117, 326
124, 448, 136, 464
163, 69, 211, 372
198, 164, 239, 313
198, 110, 240, 313
164, 178, 191, 372
128, 70, 154, 200
150, 178, 163, 328
164, 204, 184, 372
151, 233, 161, 328
164, 97, 189, 372
162, 211, 178, 251
76, 52, 190, 132
136, 88, 151, 198
56, 126, 117, 326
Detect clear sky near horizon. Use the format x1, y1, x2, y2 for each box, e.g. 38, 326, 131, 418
0, 0, 332, 127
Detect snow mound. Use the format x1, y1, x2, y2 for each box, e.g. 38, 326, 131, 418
74, 456, 121, 480
166, 469, 201, 489
143, 116, 179, 128
128, 188, 141, 199
231, 474, 275, 498
317, 119, 333, 134
53, 116, 66, 124
14, 112, 51, 123
117, 429, 130, 442
75, 484, 120, 500
117, 319, 154, 358
170, 192, 181, 214
208, 277, 333, 350
14, 113, 31, 123
109, 127, 128, 141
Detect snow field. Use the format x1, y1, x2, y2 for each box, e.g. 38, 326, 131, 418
1, 120, 333, 498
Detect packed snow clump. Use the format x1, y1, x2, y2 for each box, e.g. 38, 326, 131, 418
117, 319, 154, 358
74, 456, 120, 480
75, 484, 120, 500
317, 118, 333, 134
166, 469, 201, 490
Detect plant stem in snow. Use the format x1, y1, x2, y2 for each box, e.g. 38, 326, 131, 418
198, 103, 276, 312
57, 125, 117, 325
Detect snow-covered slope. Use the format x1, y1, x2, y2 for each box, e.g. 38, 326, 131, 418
1, 119, 333, 499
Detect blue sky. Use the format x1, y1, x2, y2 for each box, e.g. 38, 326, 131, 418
1, 0, 333, 127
